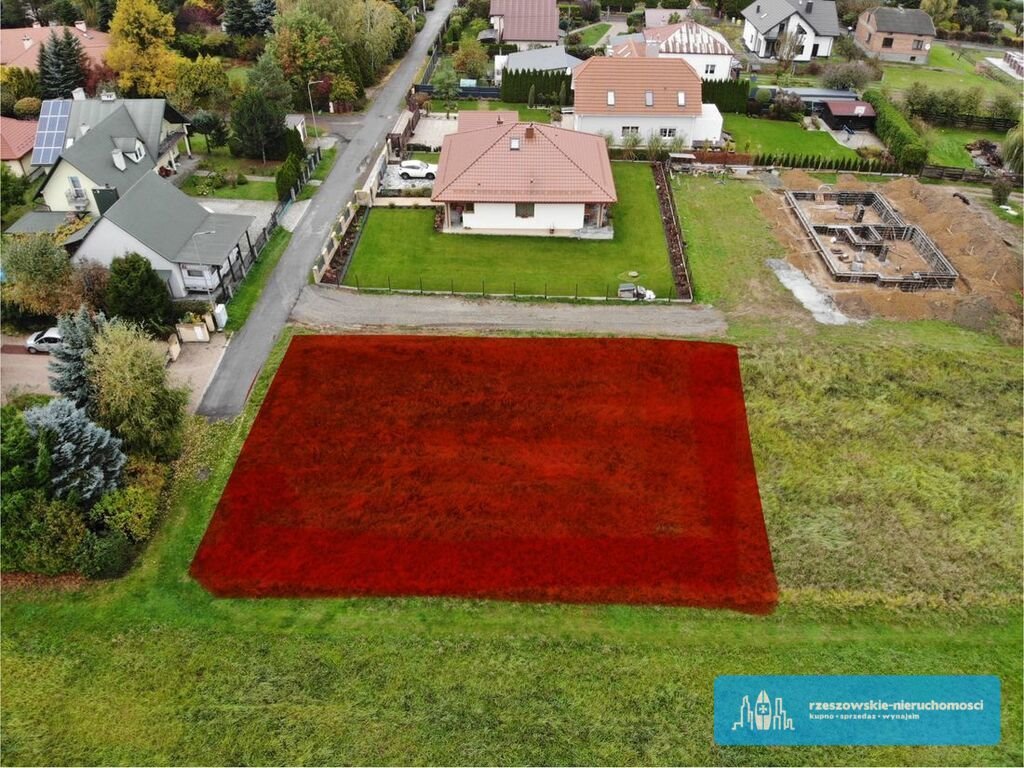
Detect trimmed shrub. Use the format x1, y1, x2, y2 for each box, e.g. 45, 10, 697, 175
75, 529, 132, 578
863, 89, 928, 172
702, 79, 749, 113
13, 96, 41, 118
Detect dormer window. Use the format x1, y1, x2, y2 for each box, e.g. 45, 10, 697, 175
677, 91, 686, 106
510, 137, 520, 150
607, 90, 615, 106
645, 91, 654, 107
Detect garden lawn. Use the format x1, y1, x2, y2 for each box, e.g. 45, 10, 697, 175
181, 176, 278, 201
223, 228, 292, 332
177, 134, 283, 176
1, 323, 1020, 765
455, 99, 552, 123
578, 22, 610, 46
722, 114, 858, 161
922, 125, 1008, 168
880, 43, 1018, 100
344, 162, 674, 297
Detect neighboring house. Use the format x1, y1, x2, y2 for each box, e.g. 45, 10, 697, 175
1, 116, 39, 177
73, 172, 254, 299
34, 96, 191, 216
489, 0, 560, 50
609, 22, 736, 81
286, 114, 307, 142
741, 0, 840, 60
494, 45, 583, 86
432, 121, 616, 237
0, 22, 110, 71
570, 57, 723, 146
854, 7, 935, 63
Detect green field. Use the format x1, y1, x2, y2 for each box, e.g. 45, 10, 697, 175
178, 134, 283, 177
880, 43, 1018, 100
578, 21, 610, 46
182, 175, 278, 201
223, 228, 292, 332
454, 99, 552, 123
723, 114, 859, 160
345, 162, 674, 297
921, 125, 1009, 168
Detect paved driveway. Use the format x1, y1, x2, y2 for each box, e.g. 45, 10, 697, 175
291, 285, 728, 337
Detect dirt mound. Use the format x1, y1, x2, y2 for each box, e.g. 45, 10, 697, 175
835, 173, 869, 191
780, 169, 820, 189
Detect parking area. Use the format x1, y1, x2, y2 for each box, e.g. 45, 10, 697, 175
408, 115, 458, 150
381, 163, 436, 191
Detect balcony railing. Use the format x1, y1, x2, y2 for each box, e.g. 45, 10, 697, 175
65, 188, 89, 210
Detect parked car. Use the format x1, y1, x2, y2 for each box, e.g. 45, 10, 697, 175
25, 327, 62, 354
399, 160, 437, 180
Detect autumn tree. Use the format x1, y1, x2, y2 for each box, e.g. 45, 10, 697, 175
921, 0, 958, 25
174, 55, 231, 113
107, 0, 185, 96
454, 39, 488, 80
432, 60, 459, 118
773, 29, 803, 78
1, 234, 77, 316
268, 7, 347, 108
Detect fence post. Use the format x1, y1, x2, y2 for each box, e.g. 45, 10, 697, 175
387, 275, 392, 293
419, 277, 423, 294
355, 274, 360, 292
482, 280, 485, 297
575, 283, 578, 300
513, 280, 516, 298
544, 282, 547, 299
450, 278, 454, 295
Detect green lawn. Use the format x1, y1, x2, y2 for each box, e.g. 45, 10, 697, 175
577, 21, 610, 46
723, 114, 859, 160
223, 228, 292, 332
454, 99, 552, 123
345, 162, 675, 297
179, 134, 283, 177
411, 151, 440, 163
880, 43, 1018, 100
181, 175, 278, 201
1, 318, 1020, 765
921, 125, 1009, 168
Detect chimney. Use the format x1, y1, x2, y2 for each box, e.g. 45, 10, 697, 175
22, 35, 32, 50
646, 40, 660, 58
74, 19, 87, 31
524, 124, 534, 139
496, 115, 503, 124
72, 87, 86, 100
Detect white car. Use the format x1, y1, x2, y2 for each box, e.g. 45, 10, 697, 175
25, 327, 62, 354
399, 160, 437, 180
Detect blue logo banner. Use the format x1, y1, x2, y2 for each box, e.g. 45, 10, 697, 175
714, 675, 1000, 746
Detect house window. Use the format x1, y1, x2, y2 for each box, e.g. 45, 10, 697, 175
607, 90, 615, 106
515, 202, 534, 218
659, 127, 676, 138
463, 202, 475, 214
910, 56, 916, 61
621, 126, 640, 137
677, 91, 685, 106
866, 32, 872, 43
69, 175, 83, 197
186, 268, 205, 278
704, 63, 716, 75
882, 37, 894, 48
912, 39, 924, 50
645, 90, 654, 107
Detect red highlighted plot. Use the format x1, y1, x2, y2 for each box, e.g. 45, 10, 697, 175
191, 336, 777, 612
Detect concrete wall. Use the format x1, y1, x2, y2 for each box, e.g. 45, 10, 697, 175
460, 201, 584, 233
572, 113, 721, 145
854, 16, 932, 63
75, 218, 187, 297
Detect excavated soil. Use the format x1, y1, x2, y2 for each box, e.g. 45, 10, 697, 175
760, 176, 1023, 343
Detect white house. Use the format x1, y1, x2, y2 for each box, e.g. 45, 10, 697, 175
34, 96, 191, 216
741, 0, 840, 60
432, 121, 617, 238
74, 173, 254, 299
609, 22, 736, 81
489, 0, 560, 50
569, 56, 723, 146
494, 45, 583, 86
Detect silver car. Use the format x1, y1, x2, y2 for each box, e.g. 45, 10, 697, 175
399, 159, 437, 180
25, 327, 62, 354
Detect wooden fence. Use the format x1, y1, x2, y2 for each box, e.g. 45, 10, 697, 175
919, 165, 1023, 186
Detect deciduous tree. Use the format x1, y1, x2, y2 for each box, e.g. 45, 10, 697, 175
1, 234, 77, 315
174, 55, 231, 113
105, 252, 172, 330
453, 39, 488, 79
107, 0, 185, 96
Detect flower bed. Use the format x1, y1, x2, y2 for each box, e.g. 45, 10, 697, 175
191, 335, 777, 612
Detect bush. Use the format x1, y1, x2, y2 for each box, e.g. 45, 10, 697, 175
991, 177, 1012, 206
275, 154, 301, 201
863, 89, 928, 172
106, 252, 173, 331
13, 96, 41, 118
702, 79, 749, 113
236, 172, 249, 186
74, 529, 132, 578
90, 460, 165, 542
820, 62, 873, 90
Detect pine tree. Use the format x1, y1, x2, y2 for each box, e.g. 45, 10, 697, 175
23, 398, 126, 505
230, 88, 286, 162
248, 51, 292, 115
224, 0, 260, 36
252, 0, 275, 34
37, 29, 88, 98
49, 307, 106, 411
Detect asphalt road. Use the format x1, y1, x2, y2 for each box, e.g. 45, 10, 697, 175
197, 0, 457, 420
291, 285, 729, 337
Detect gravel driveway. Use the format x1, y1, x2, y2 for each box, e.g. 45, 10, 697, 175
291, 284, 728, 337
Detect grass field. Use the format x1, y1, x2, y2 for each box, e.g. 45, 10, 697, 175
178, 134, 284, 176
880, 43, 1018, 100
345, 162, 674, 297
454, 99, 552, 123
182, 176, 278, 201
578, 21, 610, 46
723, 114, 859, 160
223, 228, 292, 332
921, 125, 1008, 168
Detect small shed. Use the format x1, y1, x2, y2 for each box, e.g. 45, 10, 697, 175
286, 114, 307, 142
820, 100, 877, 131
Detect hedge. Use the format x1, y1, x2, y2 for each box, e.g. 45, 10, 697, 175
862, 89, 928, 172
500, 68, 573, 105
750, 153, 899, 173
701, 79, 749, 114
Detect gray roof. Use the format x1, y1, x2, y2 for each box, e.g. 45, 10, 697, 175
866, 7, 935, 36
58, 105, 155, 193
65, 98, 184, 159
4, 211, 98, 244
742, 0, 840, 38
101, 173, 253, 265
502, 45, 583, 73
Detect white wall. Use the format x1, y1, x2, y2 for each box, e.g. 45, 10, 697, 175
461, 202, 584, 233
75, 218, 186, 297
743, 15, 833, 60
42, 160, 102, 216
572, 113, 721, 145
659, 52, 734, 81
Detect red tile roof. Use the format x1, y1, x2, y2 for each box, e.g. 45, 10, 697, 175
571, 57, 703, 116
0, 25, 110, 71
489, 0, 560, 42
457, 110, 520, 131
0, 116, 38, 160
432, 122, 616, 204
823, 100, 876, 116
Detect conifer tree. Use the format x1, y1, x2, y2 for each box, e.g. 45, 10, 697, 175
224, 0, 260, 36
49, 306, 106, 411
252, 0, 276, 34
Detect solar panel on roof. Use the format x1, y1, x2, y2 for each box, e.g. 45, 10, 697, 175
30, 100, 72, 166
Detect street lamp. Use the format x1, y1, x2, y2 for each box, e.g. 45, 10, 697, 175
307, 79, 324, 145
191, 229, 216, 302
